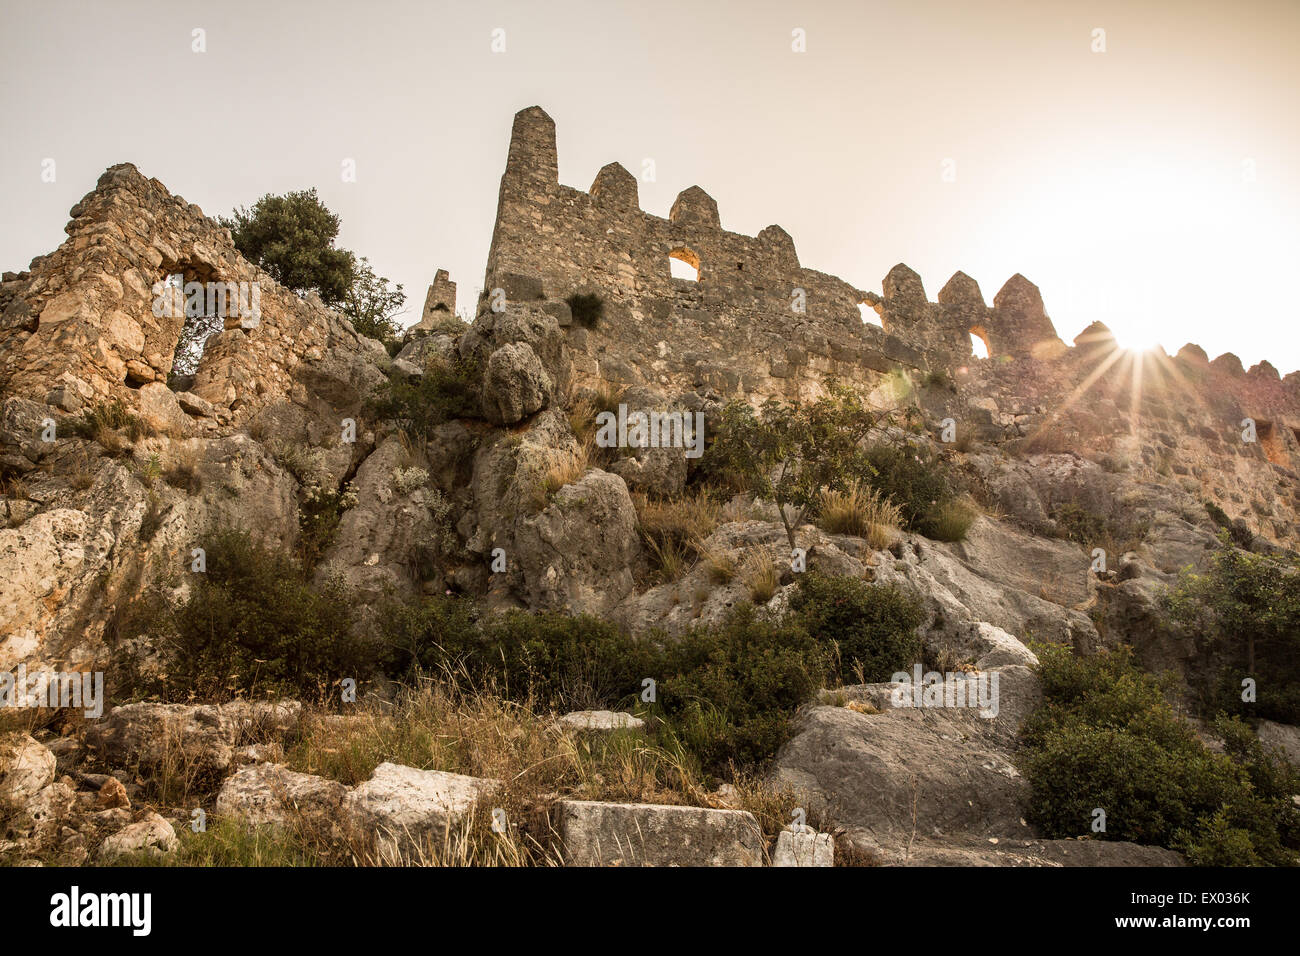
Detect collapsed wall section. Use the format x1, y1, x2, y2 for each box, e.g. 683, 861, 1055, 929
0, 164, 383, 424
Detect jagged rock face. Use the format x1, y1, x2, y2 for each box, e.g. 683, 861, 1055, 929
482, 342, 551, 424
0, 163, 399, 671
513, 469, 641, 616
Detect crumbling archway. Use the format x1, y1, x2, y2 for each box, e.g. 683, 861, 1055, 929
857, 301, 884, 328
669, 246, 700, 282
969, 325, 992, 360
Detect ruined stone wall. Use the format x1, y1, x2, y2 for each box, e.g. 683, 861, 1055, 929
483, 107, 1074, 402
421, 269, 457, 319
0, 164, 383, 425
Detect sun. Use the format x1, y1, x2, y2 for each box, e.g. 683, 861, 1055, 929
1113, 330, 1164, 354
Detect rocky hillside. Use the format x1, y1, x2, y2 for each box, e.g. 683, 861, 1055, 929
2, 136, 1298, 867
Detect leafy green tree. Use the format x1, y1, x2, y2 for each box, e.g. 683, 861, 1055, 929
703, 380, 882, 550
220, 188, 354, 304
340, 256, 406, 341
1168, 535, 1300, 722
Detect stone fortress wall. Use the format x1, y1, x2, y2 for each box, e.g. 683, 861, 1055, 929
471, 105, 1300, 547
4, 107, 1300, 548
480, 106, 1072, 399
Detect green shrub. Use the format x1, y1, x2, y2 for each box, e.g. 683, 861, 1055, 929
296, 483, 355, 568
1019, 644, 1300, 865
1167, 538, 1300, 724
787, 574, 923, 684
367, 354, 481, 438
920, 498, 976, 542
116, 530, 372, 700
659, 606, 827, 772
566, 293, 604, 329
381, 596, 831, 776
862, 443, 961, 539
383, 598, 654, 712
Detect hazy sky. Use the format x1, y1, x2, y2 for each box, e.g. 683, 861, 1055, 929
3, 0, 1298, 371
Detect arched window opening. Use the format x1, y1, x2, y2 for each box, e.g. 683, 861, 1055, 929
161, 265, 237, 390
669, 247, 700, 282
969, 326, 991, 360
858, 302, 883, 328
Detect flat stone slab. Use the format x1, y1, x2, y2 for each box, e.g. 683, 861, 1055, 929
556, 800, 763, 867
345, 762, 500, 858
554, 710, 645, 733
773, 829, 835, 867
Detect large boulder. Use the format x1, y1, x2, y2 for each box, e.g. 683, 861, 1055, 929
772, 665, 1041, 855
316, 435, 450, 602
215, 763, 348, 828
514, 469, 640, 616
482, 342, 550, 425
84, 700, 302, 779
0, 733, 56, 806
345, 762, 500, 861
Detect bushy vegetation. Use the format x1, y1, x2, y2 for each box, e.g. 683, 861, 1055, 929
380, 572, 923, 776
1168, 537, 1300, 724
115, 530, 375, 700
658, 607, 826, 770
1048, 497, 1148, 554
70, 399, 152, 454
701, 380, 884, 550
367, 354, 482, 438
565, 292, 604, 329
861, 443, 973, 541
789, 574, 924, 685
1019, 644, 1299, 866
816, 484, 900, 549
340, 256, 406, 342
111, 518, 922, 782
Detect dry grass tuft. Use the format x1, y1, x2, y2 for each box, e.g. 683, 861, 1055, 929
817, 484, 902, 550
739, 548, 779, 604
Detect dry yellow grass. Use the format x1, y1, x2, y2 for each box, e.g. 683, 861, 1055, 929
817, 484, 902, 550
739, 548, 779, 603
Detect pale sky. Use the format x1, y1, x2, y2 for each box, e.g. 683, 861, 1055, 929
3, 0, 1298, 372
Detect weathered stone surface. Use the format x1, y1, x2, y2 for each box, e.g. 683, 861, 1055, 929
98, 812, 178, 859
0, 733, 56, 806
482, 342, 551, 424
215, 763, 347, 827
554, 710, 645, 733
1257, 720, 1300, 766
514, 469, 640, 616
773, 829, 834, 867
345, 763, 499, 858
772, 666, 1039, 850
84, 700, 302, 778
556, 800, 763, 867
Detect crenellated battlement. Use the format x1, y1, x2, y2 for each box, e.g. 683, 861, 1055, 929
481, 106, 1096, 401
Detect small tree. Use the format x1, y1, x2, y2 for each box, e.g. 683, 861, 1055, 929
220, 188, 354, 304
340, 256, 406, 341
1168, 535, 1300, 722
704, 379, 882, 551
